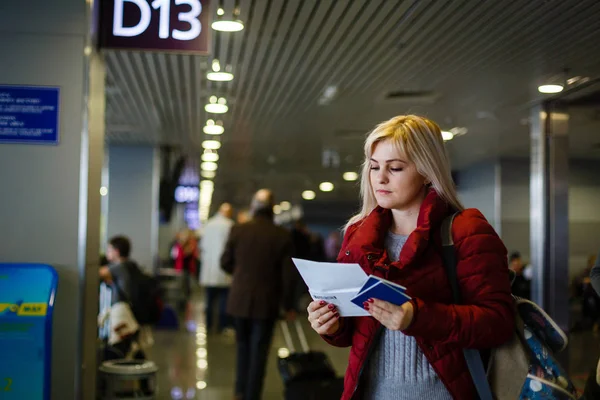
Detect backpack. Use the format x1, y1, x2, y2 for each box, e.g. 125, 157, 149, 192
440, 213, 579, 400
119, 263, 164, 326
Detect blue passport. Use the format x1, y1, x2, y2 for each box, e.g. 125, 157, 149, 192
360, 276, 407, 294
350, 277, 411, 309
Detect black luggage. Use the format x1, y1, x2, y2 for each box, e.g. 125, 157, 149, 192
284, 377, 345, 400
277, 320, 344, 399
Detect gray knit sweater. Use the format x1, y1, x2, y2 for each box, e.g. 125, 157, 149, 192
363, 231, 453, 400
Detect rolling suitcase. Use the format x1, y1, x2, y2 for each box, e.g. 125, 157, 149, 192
278, 320, 344, 400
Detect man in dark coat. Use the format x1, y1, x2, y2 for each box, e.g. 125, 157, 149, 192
221, 189, 296, 400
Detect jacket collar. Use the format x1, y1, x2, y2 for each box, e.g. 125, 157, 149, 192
346, 189, 450, 268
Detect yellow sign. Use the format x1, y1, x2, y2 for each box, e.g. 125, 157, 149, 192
0, 303, 47, 316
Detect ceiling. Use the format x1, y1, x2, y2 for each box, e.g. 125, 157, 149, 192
104, 0, 600, 208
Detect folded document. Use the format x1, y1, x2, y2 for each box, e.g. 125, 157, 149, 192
292, 258, 369, 317
292, 258, 412, 317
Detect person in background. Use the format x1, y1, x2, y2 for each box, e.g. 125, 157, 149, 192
324, 230, 342, 262
236, 209, 251, 224
221, 189, 296, 400
570, 254, 600, 331
99, 236, 143, 359
200, 203, 235, 334
290, 219, 312, 260
509, 251, 531, 299
585, 251, 600, 396
307, 115, 514, 399
173, 228, 199, 307
309, 232, 327, 262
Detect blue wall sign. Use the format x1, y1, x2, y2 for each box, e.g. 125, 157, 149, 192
0, 86, 60, 145
0, 264, 58, 400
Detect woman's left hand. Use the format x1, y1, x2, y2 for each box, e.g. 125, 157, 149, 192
365, 299, 414, 331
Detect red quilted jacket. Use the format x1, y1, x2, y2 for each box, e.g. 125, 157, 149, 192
323, 190, 515, 399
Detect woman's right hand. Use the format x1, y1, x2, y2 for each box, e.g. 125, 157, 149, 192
307, 300, 340, 335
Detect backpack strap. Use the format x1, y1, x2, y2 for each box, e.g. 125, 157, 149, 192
440, 213, 494, 400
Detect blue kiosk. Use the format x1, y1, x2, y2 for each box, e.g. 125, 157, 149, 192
0, 264, 58, 399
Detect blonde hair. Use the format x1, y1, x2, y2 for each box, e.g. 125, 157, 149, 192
345, 115, 464, 232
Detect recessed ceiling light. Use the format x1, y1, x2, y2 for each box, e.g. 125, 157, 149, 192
319, 182, 334, 192
202, 140, 221, 150
207, 71, 234, 82
203, 124, 224, 135
201, 152, 219, 162
280, 201, 291, 211
205, 97, 228, 114
273, 205, 282, 215
200, 180, 214, 189
441, 131, 454, 141
302, 190, 316, 200
318, 85, 338, 105
217, 8, 225, 16
212, 20, 244, 32
207, 61, 234, 81
205, 103, 228, 114
538, 84, 564, 94
201, 162, 218, 172
201, 170, 215, 179
99, 186, 108, 196
343, 172, 358, 181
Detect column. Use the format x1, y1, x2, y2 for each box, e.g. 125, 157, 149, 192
0, 1, 103, 399
530, 103, 570, 332
106, 146, 160, 271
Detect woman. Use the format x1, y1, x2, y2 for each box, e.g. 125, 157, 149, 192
173, 229, 199, 307
307, 115, 514, 399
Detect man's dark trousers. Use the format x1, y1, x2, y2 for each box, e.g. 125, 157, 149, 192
234, 317, 276, 400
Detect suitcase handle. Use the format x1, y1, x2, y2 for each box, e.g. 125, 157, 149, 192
279, 320, 310, 353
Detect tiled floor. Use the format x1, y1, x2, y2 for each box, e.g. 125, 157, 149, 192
145, 291, 600, 399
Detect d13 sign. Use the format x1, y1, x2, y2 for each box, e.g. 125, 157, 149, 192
100, 0, 210, 53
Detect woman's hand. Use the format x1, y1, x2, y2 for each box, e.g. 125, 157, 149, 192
307, 300, 340, 335
365, 298, 414, 331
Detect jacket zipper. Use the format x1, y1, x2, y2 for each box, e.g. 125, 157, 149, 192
351, 325, 385, 399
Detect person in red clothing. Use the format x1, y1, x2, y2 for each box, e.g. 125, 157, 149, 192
307, 115, 514, 399
173, 228, 199, 308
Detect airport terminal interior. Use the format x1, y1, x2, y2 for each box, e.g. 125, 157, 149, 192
2, 0, 600, 399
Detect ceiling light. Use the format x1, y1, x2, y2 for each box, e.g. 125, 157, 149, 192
99, 186, 108, 196
203, 119, 224, 135
343, 172, 358, 181
273, 205, 282, 215
205, 96, 228, 114
207, 71, 234, 82
450, 127, 468, 136
280, 201, 291, 211
217, 8, 225, 16
538, 84, 564, 94
201, 170, 215, 179
212, 20, 244, 32
201, 162, 218, 172
201, 152, 219, 162
319, 182, 334, 192
196, 381, 207, 390
318, 85, 338, 105
302, 190, 316, 200
207, 60, 234, 81
441, 131, 454, 141
202, 140, 221, 150
200, 180, 214, 189
278, 347, 290, 358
